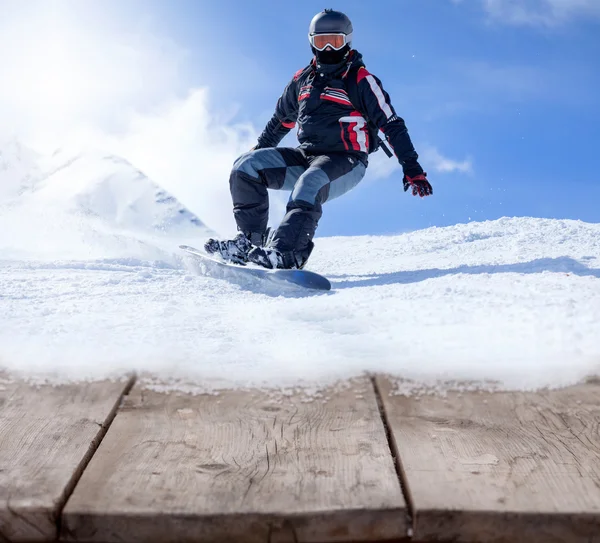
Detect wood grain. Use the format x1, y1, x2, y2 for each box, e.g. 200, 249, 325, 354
376, 376, 600, 543
0, 372, 133, 542
62, 377, 407, 542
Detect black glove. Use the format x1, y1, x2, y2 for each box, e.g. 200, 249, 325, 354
403, 172, 433, 198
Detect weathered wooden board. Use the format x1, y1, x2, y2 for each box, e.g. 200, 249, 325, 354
376, 376, 600, 543
0, 372, 133, 542
62, 377, 407, 543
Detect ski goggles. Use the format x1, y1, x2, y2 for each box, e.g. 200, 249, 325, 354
309, 32, 351, 51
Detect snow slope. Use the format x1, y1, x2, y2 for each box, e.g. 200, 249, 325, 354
1, 142, 599, 392
1, 174, 599, 394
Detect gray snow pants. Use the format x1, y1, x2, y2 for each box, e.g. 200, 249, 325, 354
230, 147, 366, 265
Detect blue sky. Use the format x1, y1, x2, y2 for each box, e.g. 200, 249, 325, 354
3, 0, 600, 237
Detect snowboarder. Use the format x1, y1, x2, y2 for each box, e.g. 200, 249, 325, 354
205, 9, 432, 270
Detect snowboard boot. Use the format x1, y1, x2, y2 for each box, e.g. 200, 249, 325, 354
204, 232, 253, 265
247, 241, 314, 270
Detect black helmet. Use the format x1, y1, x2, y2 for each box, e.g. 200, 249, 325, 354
309, 9, 353, 46
308, 9, 353, 65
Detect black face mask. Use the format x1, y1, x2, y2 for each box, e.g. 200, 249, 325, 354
313, 44, 350, 66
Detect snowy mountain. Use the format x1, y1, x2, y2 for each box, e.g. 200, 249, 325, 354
1, 213, 598, 394
0, 139, 43, 201
0, 142, 209, 260
28, 150, 205, 233
0, 143, 205, 233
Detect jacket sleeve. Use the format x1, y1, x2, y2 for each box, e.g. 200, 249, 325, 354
256, 74, 300, 149
356, 67, 423, 176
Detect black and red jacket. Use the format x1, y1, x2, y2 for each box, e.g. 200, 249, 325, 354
256, 50, 423, 176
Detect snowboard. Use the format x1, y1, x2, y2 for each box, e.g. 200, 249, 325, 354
179, 245, 331, 291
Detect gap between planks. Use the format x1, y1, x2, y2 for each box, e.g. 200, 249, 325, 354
375, 375, 600, 543
0, 372, 137, 542
369, 374, 416, 535
53, 374, 137, 538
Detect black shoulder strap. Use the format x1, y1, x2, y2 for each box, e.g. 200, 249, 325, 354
343, 64, 363, 115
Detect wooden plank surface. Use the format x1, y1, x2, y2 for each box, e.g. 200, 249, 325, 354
0, 372, 133, 542
376, 376, 600, 543
62, 377, 407, 543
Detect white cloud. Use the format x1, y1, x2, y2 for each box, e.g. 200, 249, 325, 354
421, 146, 474, 174
458, 0, 600, 26
0, 1, 188, 150
366, 145, 472, 180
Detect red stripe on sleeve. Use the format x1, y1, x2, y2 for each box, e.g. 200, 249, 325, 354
282, 121, 296, 129
356, 67, 371, 83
